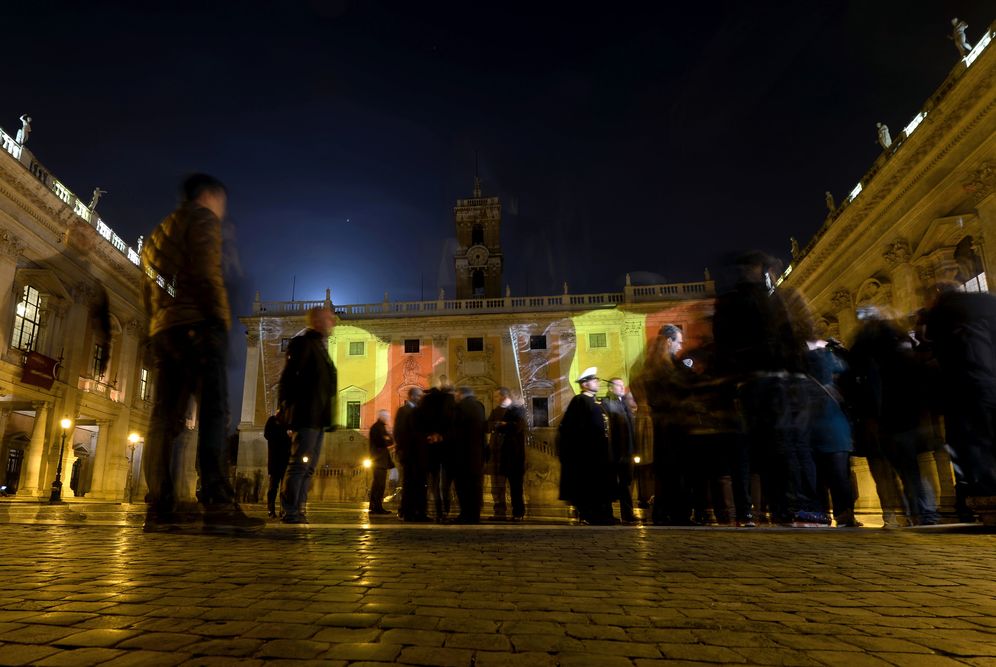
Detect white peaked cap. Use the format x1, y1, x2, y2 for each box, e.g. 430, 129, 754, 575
576, 367, 598, 383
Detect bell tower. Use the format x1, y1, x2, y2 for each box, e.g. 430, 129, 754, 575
454, 175, 503, 299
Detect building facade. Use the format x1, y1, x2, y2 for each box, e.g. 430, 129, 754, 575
0, 121, 152, 501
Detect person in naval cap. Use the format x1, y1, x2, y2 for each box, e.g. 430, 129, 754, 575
557, 367, 617, 525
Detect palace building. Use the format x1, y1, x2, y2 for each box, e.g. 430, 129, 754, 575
0, 121, 152, 501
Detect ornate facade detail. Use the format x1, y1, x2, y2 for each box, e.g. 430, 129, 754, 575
0, 227, 25, 259
558, 329, 576, 345
830, 289, 852, 312
622, 320, 643, 336
432, 335, 447, 349
963, 161, 995, 203
72, 281, 97, 306
883, 238, 912, 268
125, 319, 142, 337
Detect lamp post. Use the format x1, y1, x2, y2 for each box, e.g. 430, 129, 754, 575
49, 417, 73, 503
126, 432, 140, 504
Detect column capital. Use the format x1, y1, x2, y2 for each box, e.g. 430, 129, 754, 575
0, 227, 25, 259
963, 161, 995, 204
883, 238, 912, 268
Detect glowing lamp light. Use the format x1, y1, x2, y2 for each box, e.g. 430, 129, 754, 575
128, 432, 140, 444
362, 458, 372, 469
60, 418, 72, 430
302, 456, 310, 463
633, 456, 642, 464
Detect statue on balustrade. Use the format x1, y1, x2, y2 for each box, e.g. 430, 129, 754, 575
89, 188, 107, 212
950, 18, 972, 58
15, 115, 31, 145
877, 122, 892, 150
825, 191, 836, 215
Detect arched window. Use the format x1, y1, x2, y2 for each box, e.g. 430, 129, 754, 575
471, 224, 484, 246
472, 270, 485, 297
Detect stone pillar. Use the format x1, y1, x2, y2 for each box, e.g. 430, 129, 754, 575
240, 329, 260, 426
19, 402, 49, 496
621, 319, 643, 381
831, 289, 857, 344
88, 418, 123, 500
883, 238, 918, 316
115, 319, 141, 402
0, 229, 24, 358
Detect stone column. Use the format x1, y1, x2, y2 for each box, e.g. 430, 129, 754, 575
0, 229, 24, 358
883, 238, 918, 316
19, 402, 49, 496
88, 418, 120, 499
240, 329, 260, 426
831, 289, 857, 344
621, 319, 643, 382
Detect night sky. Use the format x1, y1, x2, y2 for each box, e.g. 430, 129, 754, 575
5, 1, 993, 415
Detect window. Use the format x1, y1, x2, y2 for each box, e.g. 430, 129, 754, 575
11, 285, 41, 351
471, 224, 484, 245
280, 338, 291, 352
346, 401, 361, 429
92, 344, 107, 380
589, 333, 607, 349
139, 368, 150, 401
471, 269, 485, 297
467, 337, 484, 352
529, 335, 547, 350
348, 341, 365, 356
404, 339, 420, 354
532, 397, 549, 427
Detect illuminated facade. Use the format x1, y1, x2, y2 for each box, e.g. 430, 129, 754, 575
238, 276, 714, 503
783, 21, 996, 513
0, 121, 151, 500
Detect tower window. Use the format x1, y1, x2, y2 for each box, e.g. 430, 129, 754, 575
471, 224, 484, 245
11, 285, 41, 351
467, 337, 484, 352
472, 270, 485, 297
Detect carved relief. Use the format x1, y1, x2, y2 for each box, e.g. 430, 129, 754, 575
622, 320, 643, 336
72, 281, 97, 306
245, 330, 259, 347
830, 289, 852, 312
432, 335, 447, 348
963, 161, 995, 203
883, 238, 912, 268
0, 227, 25, 259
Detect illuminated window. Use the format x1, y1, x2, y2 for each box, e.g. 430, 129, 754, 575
11, 285, 41, 351
532, 397, 549, 427
139, 368, 150, 401
346, 401, 361, 429
404, 339, 420, 354
529, 335, 547, 350
348, 341, 365, 356
92, 344, 107, 379
467, 337, 484, 352
589, 333, 607, 349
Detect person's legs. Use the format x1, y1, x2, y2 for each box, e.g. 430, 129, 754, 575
281, 428, 323, 521
509, 472, 525, 519
617, 462, 635, 521
490, 473, 508, 518
193, 322, 235, 507
267, 456, 288, 516
889, 430, 939, 525
370, 467, 387, 512
143, 327, 195, 522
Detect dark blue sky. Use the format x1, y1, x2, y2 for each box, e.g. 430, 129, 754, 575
5, 1, 993, 418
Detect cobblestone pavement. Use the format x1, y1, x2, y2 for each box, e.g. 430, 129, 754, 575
0, 502, 994, 666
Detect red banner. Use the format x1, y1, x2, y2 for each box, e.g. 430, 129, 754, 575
21, 351, 58, 390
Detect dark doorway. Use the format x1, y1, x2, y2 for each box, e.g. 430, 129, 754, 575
4, 448, 24, 494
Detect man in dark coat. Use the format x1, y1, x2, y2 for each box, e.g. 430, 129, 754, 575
926, 287, 996, 497
603, 377, 637, 523
263, 409, 292, 518
558, 367, 615, 525
416, 377, 456, 522
395, 387, 427, 522
489, 387, 527, 520
278, 306, 337, 524
368, 410, 395, 515
452, 386, 488, 523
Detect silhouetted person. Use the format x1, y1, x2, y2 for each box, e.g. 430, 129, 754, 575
264, 409, 292, 518
141, 174, 262, 533
603, 378, 637, 522
452, 386, 487, 523
279, 306, 337, 524
495, 392, 527, 520
418, 376, 456, 522
395, 387, 427, 521
368, 410, 394, 515
927, 287, 996, 498
558, 367, 615, 524
486, 387, 513, 519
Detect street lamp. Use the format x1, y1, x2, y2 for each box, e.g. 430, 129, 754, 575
126, 432, 140, 504
49, 417, 73, 503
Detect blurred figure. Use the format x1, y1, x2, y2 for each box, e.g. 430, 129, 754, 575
848, 313, 938, 525
263, 408, 291, 518
141, 174, 262, 533
395, 387, 428, 522
926, 285, 996, 499
603, 377, 637, 523
805, 339, 857, 527
488, 387, 526, 521
368, 410, 394, 515
558, 367, 616, 525
278, 306, 338, 524
713, 251, 822, 525
452, 386, 487, 523
418, 375, 456, 522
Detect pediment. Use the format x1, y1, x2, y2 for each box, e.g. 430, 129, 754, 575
14, 268, 71, 301
913, 214, 978, 259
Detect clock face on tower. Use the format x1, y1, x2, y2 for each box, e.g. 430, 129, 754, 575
467, 244, 489, 267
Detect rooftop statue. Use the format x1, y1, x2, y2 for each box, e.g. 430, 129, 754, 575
89, 187, 107, 212
877, 122, 892, 150
825, 191, 836, 215
950, 18, 972, 58
15, 114, 31, 145
790, 237, 801, 260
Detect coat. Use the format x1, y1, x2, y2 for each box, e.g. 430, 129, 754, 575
453, 395, 487, 476
278, 329, 337, 430
263, 415, 292, 474
557, 393, 614, 506
496, 404, 527, 478
369, 420, 395, 470
142, 202, 231, 337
